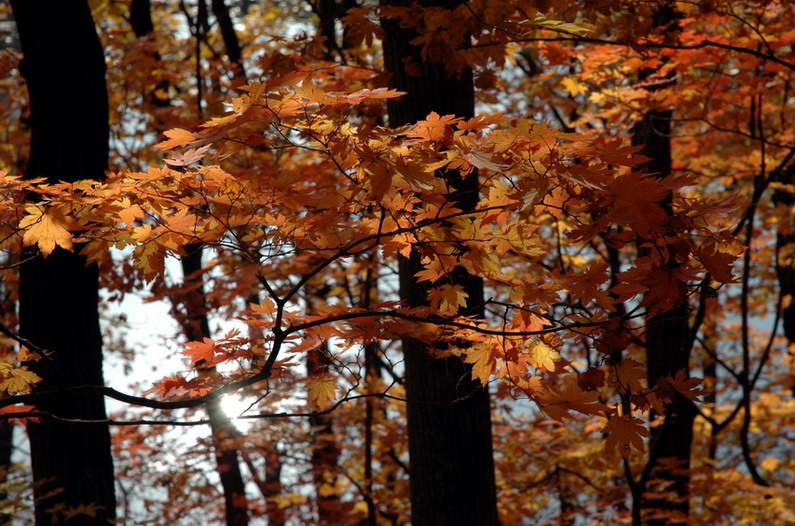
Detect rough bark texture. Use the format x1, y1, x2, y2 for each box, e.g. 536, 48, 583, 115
380, 1, 499, 524
10, 2, 117, 522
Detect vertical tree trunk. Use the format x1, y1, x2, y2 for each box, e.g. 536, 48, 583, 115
10, 1, 117, 523
180, 246, 250, 526
633, 31, 696, 520
211, 0, 246, 81
303, 279, 342, 524
380, 2, 499, 524
128, 2, 251, 519
773, 164, 795, 397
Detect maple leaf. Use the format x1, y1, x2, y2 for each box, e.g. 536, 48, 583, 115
116, 197, 145, 224
561, 77, 588, 96
465, 343, 497, 385
666, 370, 705, 402
155, 128, 197, 150
527, 341, 559, 372
407, 112, 460, 143
307, 375, 337, 410
695, 240, 740, 283
294, 78, 336, 105
538, 382, 606, 419
0, 363, 42, 395
365, 161, 394, 200
612, 357, 646, 395
182, 338, 217, 364
427, 283, 468, 313
165, 144, 211, 167
19, 205, 76, 256
603, 413, 650, 459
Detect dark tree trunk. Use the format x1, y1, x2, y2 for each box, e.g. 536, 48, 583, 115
773, 164, 795, 397
628, 7, 695, 524
634, 108, 695, 524
211, 0, 246, 80
129, 0, 154, 36
380, 1, 499, 524
128, 0, 251, 516
0, 420, 12, 524
180, 246, 250, 526
10, 2, 117, 523
306, 340, 343, 525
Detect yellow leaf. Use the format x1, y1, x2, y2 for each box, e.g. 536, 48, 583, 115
527, 341, 559, 372
19, 205, 75, 256
117, 197, 145, 224
294, 78, 336, 105
0, 363, 42, 395
465, 343, 497, 385
561, 77, 588, 97
307, 375, 337, 410
427, 284, 468, 314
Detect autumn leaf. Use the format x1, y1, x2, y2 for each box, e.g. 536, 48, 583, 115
666, 370, 706, 402
696, 241, 740, 283
294, 78, 336, 105
603, 413, 650, 459
611, 357, 646, 395
155, 128, 197, 150
0, 363, 42, 395
182, 338, 217, 364
407, 112, 460, 143
307, 375, 337, 410
527, 340, 559, 372
465, 343, 497, 385
19, 205, 76, 256
427, 283, 468, 313
0, 404, 39, 423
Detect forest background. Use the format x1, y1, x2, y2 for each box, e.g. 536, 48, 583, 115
0, 0, 794, 525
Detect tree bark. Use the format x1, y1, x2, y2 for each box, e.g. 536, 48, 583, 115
180, 246, 250, 526
380, 2, 499, 524
211, 0, 246, 81
773, 163, 795, 397
10, 1, 117, 523
633, 39, 696, 524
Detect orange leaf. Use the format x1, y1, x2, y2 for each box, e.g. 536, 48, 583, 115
155, 128, 197, 150
0, 404, 39, 423
182, 338, 217, 364
407, 112, 460, 143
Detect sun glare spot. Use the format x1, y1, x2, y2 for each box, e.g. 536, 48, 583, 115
219, 394, 255, 433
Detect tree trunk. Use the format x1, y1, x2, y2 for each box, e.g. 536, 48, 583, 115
10, 1, 117, 523
211, 0, 246, 81
773, 163, 795, 397
380, 2, 499, 524
634, 110, 695, 524
180, 246, 250, 526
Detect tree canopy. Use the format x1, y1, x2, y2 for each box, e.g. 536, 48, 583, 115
0, 0, 794, 524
